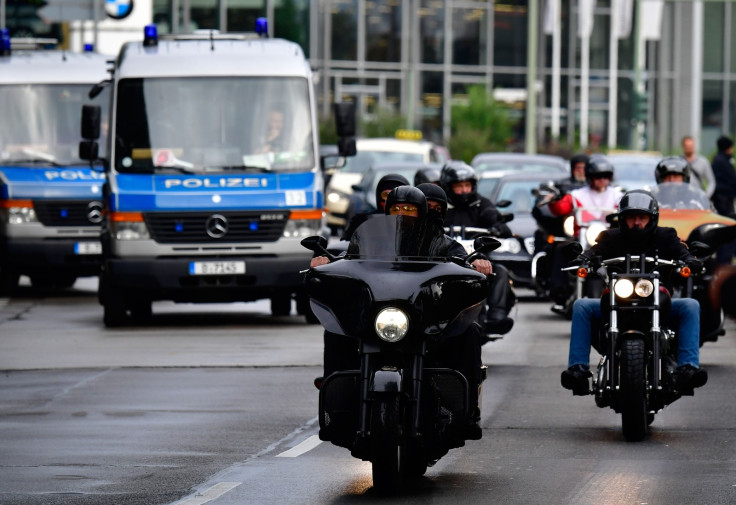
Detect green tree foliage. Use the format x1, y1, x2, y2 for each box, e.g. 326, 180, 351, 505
449, 85, 514, 162
361, 108, 406, 138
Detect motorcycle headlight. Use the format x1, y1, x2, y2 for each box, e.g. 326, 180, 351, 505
634, 279, 654, 297
585, 223, 607, 246
614, 279, 634, 298
563, 215, 575, 237
523, 236, 535, 255
375, 307, 409, 343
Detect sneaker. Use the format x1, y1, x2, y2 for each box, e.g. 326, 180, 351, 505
675, 365, 708, 395
560, 364, 592, 395
484, 317, 514, 336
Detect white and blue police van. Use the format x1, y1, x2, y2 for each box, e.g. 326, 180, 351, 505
80, 22, 327, 326
0, 31, 109, 293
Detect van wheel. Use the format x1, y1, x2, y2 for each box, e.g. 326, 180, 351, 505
0, 267, 19, 296
271, 295, 292, 317
130, 300, 152, 320
103, 295, 128, 327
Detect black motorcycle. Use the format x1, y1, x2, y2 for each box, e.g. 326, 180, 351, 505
301, 215, 499, 494
566, 251, 698, 441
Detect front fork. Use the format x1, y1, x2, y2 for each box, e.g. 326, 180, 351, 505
358, 349, 425, 439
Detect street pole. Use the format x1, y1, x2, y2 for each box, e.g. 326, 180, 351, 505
526, 0, 538, 154
631, 0, 644, 149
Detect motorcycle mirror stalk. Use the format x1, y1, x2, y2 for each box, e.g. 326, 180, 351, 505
300, 236, 338, 262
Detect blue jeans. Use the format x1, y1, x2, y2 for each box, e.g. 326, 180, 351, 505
568, 297, 700, 368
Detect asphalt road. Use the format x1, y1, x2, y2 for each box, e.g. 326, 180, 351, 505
1, 279, 735, 505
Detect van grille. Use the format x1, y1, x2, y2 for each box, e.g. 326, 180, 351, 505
33, 200, 103, 227
144, 211, 289, 243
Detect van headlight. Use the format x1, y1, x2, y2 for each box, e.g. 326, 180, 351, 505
282, 218, 322, 238
614, 279, 634, 298
375, 307, 409, 342
8, 206, 38, 224
112, 221, 150, 240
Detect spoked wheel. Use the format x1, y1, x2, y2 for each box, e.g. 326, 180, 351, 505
370, 395, 404, 495
620, 339, 648, 442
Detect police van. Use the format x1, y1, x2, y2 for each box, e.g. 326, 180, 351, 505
0, 33, 109, 294
80, 23, 326, 326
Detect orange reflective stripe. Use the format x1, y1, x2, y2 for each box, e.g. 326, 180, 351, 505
0, 199, 33, 208
290, 210, 324, 220
110, 211, 144, 222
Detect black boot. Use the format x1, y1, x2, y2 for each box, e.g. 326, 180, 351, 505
561, 364, 592, 395
674, 364, 708, 395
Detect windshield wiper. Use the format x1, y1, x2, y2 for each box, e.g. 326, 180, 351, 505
1, 158, 63, 167
206, 165, 272, 173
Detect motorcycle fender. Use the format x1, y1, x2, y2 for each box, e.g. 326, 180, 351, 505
370, 369, 402, 393
616, 329, 647, 348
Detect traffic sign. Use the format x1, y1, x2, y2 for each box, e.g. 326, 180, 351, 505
38, 0, 106, 22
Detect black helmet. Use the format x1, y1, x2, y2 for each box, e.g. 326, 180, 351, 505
384, 185, 428, 218
570, 153, 589, 169
440, 161, 477, 207
584, 154, 614, 184
416, 182, 448, 217
617, 189, 659, 239
655, 156, 691, 184
413, 166, 441, 186
375, 173, 410, 211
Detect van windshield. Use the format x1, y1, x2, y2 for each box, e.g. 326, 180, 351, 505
0, 84, 109, 166
114, 76, 315, 174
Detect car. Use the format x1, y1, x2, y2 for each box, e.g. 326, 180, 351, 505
325, 137, 448, 232
607, 152, 660, 192
471, 152, 568, 177
347, 161, 443, 219
480, 172, 560, 288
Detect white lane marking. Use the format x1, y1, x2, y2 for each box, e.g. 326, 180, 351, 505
176, 482, 241, 505
275, 434, 322, 457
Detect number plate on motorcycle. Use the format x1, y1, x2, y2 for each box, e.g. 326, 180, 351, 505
74, 241, 102, 255
189, 261, 246, 275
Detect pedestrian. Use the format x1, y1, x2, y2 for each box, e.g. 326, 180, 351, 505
710, 135, 736, 218
681, 135, 716, 198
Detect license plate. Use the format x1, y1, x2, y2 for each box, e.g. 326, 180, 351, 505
189, 261, 246, 275
74, 241, 102, 255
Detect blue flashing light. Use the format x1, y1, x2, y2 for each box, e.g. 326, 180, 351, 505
84, 43, 94, 52
175, 222, 184, 233
1, 28, 11, 56
249, 221, 259, 231
143, 24, 158, 47
255, 17, 268, 38
60, 209, 69, 218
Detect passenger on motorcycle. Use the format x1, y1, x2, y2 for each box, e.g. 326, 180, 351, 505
341, 173, 410, 241
440, 161, 515, 336
560, 190, 708, 396
413, 166, 441, 186
651, 156, 710, 210
548, 154, 624, 225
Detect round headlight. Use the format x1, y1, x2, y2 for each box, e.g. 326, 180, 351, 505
585, 223, 607, 246
563, 216, 575, 237
614, 279, 634, 298
634, 279, 654, 297
375, 307, 409, 342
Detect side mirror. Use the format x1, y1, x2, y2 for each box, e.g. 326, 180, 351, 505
473, 236, 502, 254
79, 140, 99, 161
333, 102, 356, 137
337, 137, 356, 157
81, 104, 101, 140
495, 199, 512, 208
300, 235, 328, 253
562, 241, 583, 260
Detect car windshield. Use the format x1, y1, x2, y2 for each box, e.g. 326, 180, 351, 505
0, 83, 109, 166
494, 180, 540, 214
473, 159, 564, 174
611, 158, 658, 190
339, 150, 424, 174
114, 77, 314, 174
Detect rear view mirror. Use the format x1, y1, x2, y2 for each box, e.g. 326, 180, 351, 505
473, 236, 501, 254
495, 199, 512, 208
333, 102, 356, 137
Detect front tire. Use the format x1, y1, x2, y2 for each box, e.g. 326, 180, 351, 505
620, 339, 648, 442
371, 396, 403, 495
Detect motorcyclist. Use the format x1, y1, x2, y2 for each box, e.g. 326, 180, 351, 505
413, 166, 441, 186
651, 156, 710, 210
558, 153, 589, 193
440, 161, 515, 336
341, 173, 410, 241
560, 189, 708, 396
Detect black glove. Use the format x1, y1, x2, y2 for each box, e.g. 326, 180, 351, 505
685, 258, 703, 273
568, 255, 591, 269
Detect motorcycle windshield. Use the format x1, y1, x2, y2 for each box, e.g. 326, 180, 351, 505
654, 182, 711, 210
346, 214, 449, 260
